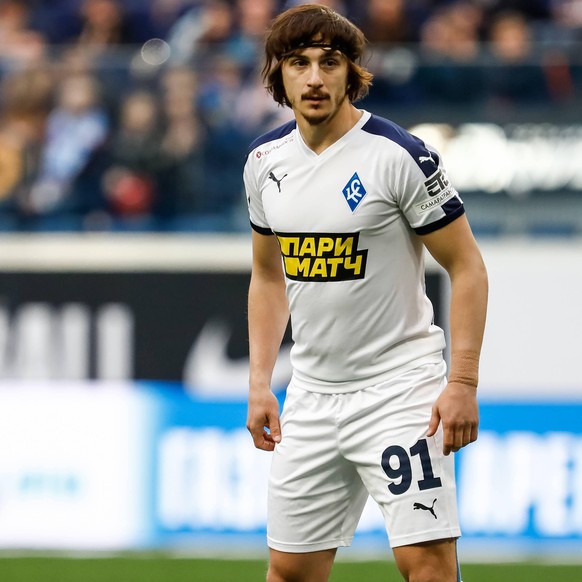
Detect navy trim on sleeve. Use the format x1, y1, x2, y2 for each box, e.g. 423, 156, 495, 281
414, 206, 465, 235
247, 120, 296, 156
362, 115, 438, 178
250, 221, 274, 235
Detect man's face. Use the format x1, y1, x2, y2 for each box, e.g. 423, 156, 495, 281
281, 46, 350, 127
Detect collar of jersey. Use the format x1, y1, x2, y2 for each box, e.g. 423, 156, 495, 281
295, 109, 371, 160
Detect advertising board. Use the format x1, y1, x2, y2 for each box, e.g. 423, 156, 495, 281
0, 384, 580, 558
0, 384, 153, 549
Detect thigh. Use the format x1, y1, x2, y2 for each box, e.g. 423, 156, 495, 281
268, 384, 369, 553
268, 548, 337, 582
393, 538, 461, 582
340, 362, 461, 548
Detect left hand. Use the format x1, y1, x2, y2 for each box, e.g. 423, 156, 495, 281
427, 382, 479, 455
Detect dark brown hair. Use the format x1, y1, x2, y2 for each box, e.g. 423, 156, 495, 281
261, 4, 374, 107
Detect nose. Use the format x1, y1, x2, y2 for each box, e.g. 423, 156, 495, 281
307, 64, 323, 87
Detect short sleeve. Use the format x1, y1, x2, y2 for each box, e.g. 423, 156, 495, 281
396, 146, 465, 235
244, 153, 272, 235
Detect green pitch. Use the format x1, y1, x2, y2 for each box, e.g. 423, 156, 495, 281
0, 557, 580, 582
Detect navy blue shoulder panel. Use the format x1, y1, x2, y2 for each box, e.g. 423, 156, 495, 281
247, 120, 296, 156
361, 115, 438, 178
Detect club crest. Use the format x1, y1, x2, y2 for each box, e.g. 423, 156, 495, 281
342, 172, 367, 212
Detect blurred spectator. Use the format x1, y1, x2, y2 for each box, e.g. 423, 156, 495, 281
157, 66, 207, 220
19, 73, 108, 225
0, 0, 47, 65
358, 0, 427, 108
236, 0, 278, 39
542, 0, 582, 99
75, 0, 137, 52
485, 11, 552, 107
232, 68, 294, 136
0, 126, 22, 210
0, 67, 52, 226
198, 55, 244, 130
417, 1, 486, 104
425, 1, 484, 62
359, 0, 415, 45
550, 0, 582, 31
96, 66, 208, 229
146, 0, 198, 39
197, 55, 248, 218
229, 0, 279, 69
100, 89, 161, 221
165, 0, 235, 65
24, 0, 80, 44
543, 0, 582, 47
477, 0, 551, 22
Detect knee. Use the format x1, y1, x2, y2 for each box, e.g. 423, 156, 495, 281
266, 563, 302, 582
395, 539, 459, 582
266, 548, 335, 582
267, 555, 334, 582
406, 563, 457, 582
266, 563, 285, 582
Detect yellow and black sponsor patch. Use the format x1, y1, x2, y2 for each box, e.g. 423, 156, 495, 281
275, 232, 368, 281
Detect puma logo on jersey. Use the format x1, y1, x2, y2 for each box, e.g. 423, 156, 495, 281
413, 499, 438, 519
268, 171, 287, 193
419, 154, 434, 164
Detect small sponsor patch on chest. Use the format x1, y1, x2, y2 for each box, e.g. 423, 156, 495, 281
342, 172, 367, 212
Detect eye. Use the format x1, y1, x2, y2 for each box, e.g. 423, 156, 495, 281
321, 58, 340, 69
289, 57, 308, 68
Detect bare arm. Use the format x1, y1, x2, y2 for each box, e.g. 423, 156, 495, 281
247, 230, 290, 451
421, 214, 488, 455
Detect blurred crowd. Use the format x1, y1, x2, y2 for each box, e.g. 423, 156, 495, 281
0, 0, 581, 232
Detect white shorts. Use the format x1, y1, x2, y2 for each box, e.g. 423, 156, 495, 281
267, 361, 461, 552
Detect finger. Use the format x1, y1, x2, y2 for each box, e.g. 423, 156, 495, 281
247, 421, 269, 449
455, 422, 478, 451
442, 423, 454, 456
251, 429, 276, 451
470, 423, 479, 444
258, 430, 277, 451
451, 421, 476, 452
247, 415, 281, 450
269, 415, 282, 444
462, 423, 474, 448
452, 425, 465, 452
426, 407, 440, 438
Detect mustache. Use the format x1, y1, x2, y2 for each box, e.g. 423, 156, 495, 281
301, 92, 329, 100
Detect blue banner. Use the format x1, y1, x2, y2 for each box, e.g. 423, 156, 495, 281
0, 383, 580, 557
141, 384, 582, 555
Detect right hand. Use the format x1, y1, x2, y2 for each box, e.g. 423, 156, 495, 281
246, 389, 281, 451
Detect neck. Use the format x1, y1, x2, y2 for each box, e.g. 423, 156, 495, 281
296, 102, 362, 155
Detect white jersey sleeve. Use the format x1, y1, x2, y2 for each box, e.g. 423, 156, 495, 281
244, 120, 297, 235
361, 115, 464, 235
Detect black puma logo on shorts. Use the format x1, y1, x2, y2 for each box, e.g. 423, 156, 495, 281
413, 498, 438, 519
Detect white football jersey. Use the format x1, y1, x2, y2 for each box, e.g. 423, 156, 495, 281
244, 110, 464, 393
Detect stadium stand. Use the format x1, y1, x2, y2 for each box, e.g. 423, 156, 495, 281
0, 0, 581, 234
